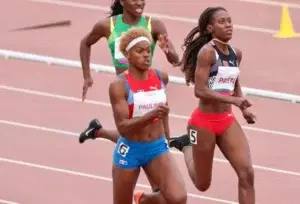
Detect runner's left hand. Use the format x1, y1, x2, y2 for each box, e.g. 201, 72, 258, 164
158, 34, 171, 54
242, 108, 257, 124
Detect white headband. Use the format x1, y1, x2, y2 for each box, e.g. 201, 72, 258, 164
125, 36, 150, 51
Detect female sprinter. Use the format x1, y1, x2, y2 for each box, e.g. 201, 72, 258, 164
80, 0, 179, 102
170, 7, 256, 204
78, 0, 186, 193
109, 27, 186, 204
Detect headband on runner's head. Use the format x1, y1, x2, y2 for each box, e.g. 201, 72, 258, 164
125, 36, 150, 51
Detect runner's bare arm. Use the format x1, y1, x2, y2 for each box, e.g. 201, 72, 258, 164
80, 20, 110, 79
160, 71, 170, 139
233, 47, 244, 97
152, 18, 179, 65
109, 79, 157, 136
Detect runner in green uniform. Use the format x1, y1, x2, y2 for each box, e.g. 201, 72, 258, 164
79, 0, 186, 194
108, 13, 157, 70
80, 0, 179, 98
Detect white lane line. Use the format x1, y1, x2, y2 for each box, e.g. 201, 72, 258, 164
1, 119, 300, 177
1, 84, 300, 139
28, 0, 277, 34
0, 157, 238, 204
0, 199, 20, 204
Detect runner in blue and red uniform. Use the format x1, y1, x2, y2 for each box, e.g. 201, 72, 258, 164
78, 0, 187, 193
81, 27, 187, 204
169, 7, 256, 204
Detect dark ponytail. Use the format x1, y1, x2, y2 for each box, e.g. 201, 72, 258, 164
108, 0, 123, 17
178, 7, 226, 85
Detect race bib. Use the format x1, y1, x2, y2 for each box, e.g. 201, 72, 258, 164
189, 129, 197, 145
211, 66, 240, 92
117, 142, 130, 157
132, 89, 167, 118
114, 37, 126, 60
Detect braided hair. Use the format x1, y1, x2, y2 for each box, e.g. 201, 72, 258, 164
179, 7, 226, 85
108, 0, 123, 17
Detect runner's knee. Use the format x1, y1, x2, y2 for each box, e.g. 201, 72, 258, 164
194, 178, 211, 192
164, 188, 187, 204
237, 165, 254, 189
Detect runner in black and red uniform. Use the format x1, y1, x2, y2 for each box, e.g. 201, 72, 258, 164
169, 7, 256, 204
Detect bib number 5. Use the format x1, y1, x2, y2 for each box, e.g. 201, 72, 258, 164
189, 129, 197, 145
117, 142, 130, 157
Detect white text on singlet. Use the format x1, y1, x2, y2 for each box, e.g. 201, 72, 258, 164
132, 89, 167, 118
209, 66, 240, 94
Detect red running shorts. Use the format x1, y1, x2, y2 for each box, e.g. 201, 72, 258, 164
188, 108, 235, 138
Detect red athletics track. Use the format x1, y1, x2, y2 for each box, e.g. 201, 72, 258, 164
1, 0, 300, 204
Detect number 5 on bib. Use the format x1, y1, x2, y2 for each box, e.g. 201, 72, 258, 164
117, 142, 130, 157
189, 129, 197, 145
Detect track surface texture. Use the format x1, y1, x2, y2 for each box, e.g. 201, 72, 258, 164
1, 0, 300, 204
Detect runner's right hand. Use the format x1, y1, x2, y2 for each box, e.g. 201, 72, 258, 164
154, 103, 169, 119
82, 76, 93, 102
232, 97, 252, 110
